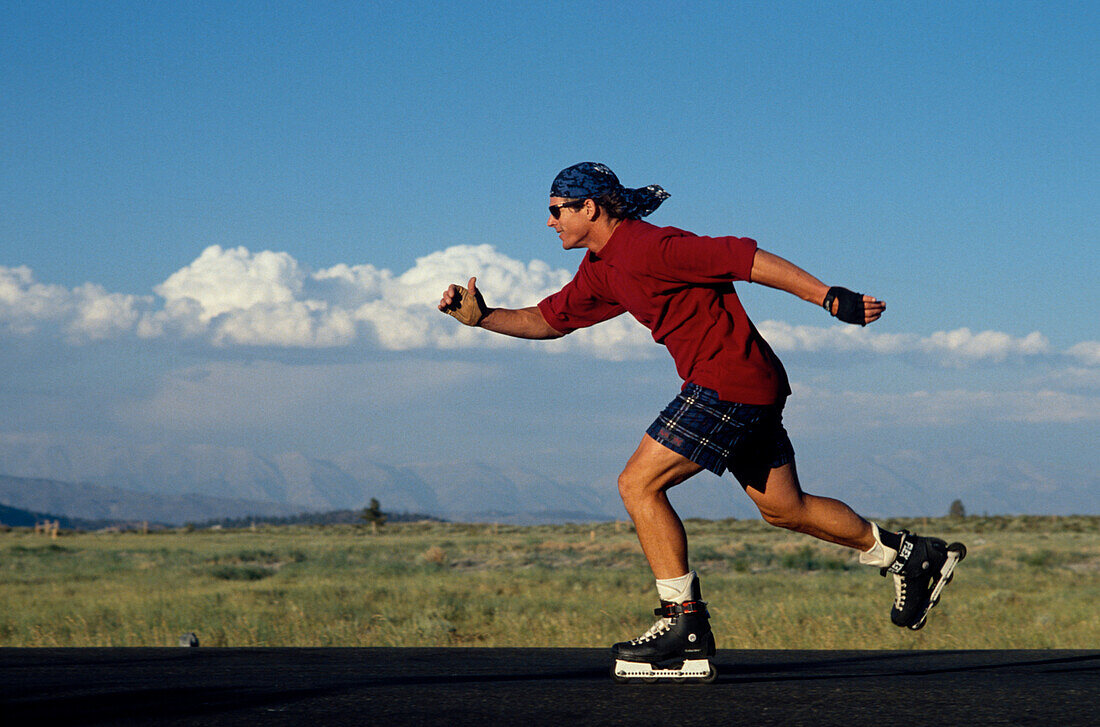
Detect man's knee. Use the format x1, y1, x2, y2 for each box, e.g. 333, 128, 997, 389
617, 469, 644, 507
757, 500, 805, 531
617, 468, 666, 511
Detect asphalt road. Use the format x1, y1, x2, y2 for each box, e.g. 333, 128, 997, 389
3, 648, 1097, 726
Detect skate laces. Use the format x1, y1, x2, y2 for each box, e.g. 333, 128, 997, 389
892, 573, 907, 609
631, 617, 673, 644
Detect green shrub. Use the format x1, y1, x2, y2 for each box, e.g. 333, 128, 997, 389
209, 565, 275, 581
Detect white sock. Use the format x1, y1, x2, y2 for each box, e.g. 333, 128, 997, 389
655, 570, 697, 603
859, 522, 898, 567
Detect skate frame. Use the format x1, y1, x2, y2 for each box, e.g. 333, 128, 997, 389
911, 542, 966, 631
612, 658, 716, 684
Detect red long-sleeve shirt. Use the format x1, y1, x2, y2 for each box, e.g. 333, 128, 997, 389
537, 219, 790, 405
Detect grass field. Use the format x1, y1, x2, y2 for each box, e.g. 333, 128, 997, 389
1, 516, 1097, 649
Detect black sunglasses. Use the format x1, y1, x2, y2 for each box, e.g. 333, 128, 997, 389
549, 200, 586, 219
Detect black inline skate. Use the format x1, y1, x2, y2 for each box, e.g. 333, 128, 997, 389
611, 580, 716, 683
884, 529, 967, 630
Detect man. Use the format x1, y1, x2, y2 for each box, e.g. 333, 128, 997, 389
438, 162, 964, 678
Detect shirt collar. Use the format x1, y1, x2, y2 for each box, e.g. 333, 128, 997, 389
590, 218, 640, 262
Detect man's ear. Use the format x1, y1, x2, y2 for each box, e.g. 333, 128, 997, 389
585, 199, 600, 221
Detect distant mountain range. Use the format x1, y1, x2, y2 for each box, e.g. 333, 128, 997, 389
0, 437, 620, 523
0, 444, 621, 524
0, 469, 617, 527
0, 474, 303, 526
0, 437, 1095, 525
0, 501, 88, 530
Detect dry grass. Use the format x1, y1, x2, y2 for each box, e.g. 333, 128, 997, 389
0, 516, 1097, 648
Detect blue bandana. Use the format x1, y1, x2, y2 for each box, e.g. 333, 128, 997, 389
550, 162, 669, 218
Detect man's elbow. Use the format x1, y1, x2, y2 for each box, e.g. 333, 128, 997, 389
538, 320, 567, 340
531, 307, 566, 339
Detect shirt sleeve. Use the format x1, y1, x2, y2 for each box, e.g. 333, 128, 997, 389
644, 232, 759, 285
537, 256, 626, 335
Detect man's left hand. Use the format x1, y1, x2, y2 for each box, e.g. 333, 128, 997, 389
823, 287, 886, 326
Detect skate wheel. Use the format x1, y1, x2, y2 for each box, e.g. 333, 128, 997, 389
947, 542, 967, 559
910, 618, 927, 631
700, 665, 718, 684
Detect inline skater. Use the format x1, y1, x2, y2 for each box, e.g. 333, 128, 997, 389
438, 162, 965, 682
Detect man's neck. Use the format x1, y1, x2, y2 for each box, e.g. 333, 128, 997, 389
584, 218, 624, 256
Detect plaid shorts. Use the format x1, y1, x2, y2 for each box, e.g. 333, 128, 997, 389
645, 384, 795, 476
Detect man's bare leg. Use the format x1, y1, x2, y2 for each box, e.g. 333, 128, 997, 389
617, 438, 877, 575
616, 435, 703, 579
740, 459, 875, 550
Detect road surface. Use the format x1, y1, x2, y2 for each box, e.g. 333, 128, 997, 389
3, 648, 1097, 726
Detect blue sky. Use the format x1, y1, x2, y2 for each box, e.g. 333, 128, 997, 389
1, 2, 1096, 515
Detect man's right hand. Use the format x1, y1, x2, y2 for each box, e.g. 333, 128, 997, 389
438, 276, 487, 326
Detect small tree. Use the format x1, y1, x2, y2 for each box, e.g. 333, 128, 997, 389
948, 499, 966, 518
361, 498, 387, 533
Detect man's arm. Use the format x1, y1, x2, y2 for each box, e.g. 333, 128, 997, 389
480, 306, 564, 339
438, 277, 564, 339
749, 249, 886, 325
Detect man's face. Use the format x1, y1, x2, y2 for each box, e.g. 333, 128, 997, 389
547, 197, 590, 250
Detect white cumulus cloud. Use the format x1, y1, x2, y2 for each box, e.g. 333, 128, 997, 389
156, 246, 306, 321
145, 246, 356, 347
757, 320, 918, 355
785, 383, 1100, 431
0, 265, 145, 341
133, 243, 654, 358
68, 283, 144, 340
1067, 341, 1100, 367
0, 248, 1094, 368
340, 244, 654, 358
920, 328, 1050, 364
757, 320, 1053, 366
